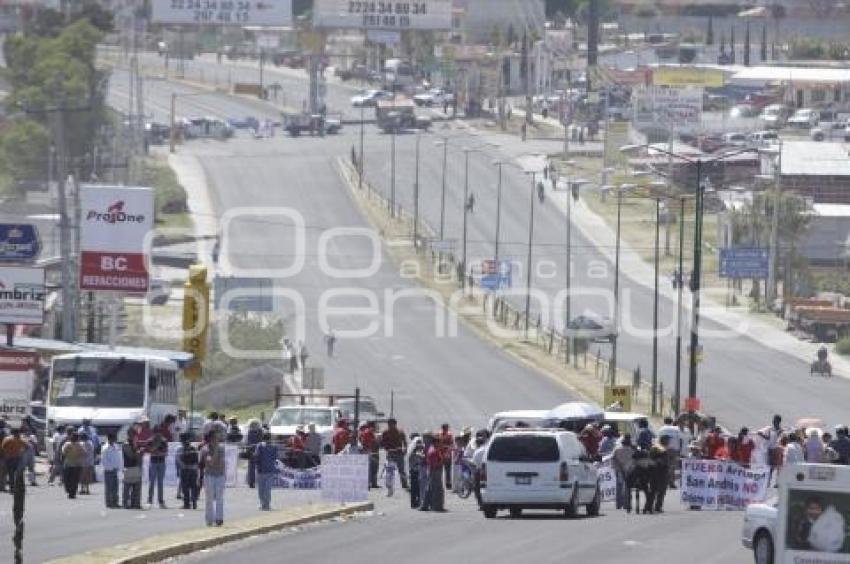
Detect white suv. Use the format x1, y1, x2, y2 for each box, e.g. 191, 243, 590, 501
479, 429, 600, 519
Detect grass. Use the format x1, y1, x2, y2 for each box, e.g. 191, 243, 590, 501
837, 337, 850, 357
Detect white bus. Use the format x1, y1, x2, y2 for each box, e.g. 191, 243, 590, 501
46, 351, 180, 442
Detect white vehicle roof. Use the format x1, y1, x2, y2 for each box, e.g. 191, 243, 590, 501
487, 409, 549, 430
602, 411, 649, 422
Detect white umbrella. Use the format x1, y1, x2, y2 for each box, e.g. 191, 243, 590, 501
545, 402, 604, 421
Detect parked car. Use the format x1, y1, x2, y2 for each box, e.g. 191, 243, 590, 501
787, 108, 819, 128
180, 117, 234, 140
601, 412, 653, 438
350, 89, 392, 107
413, 87, 454, 107
747, 130, 779, 145
729, 103, 759, 118
227, 116, 260, 130
741, 499, 777, 564
723, 132, 749, 147
336, 396, 383, 423
759, 104, 792, 129
479, 428, 601, 519
487, 410, 550, 433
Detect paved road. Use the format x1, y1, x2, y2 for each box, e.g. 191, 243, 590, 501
180, 490, 752, 564
109, 72, 575, 431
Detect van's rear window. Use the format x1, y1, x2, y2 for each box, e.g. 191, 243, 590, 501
487, 436, 559, 462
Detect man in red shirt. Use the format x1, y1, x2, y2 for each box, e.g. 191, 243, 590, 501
704, 427, 726, 460
290, 428, 306, 468
359, 422, 379, 488
437, 423, 454, 489
425, 434, 445, 511
734, 427, 755, 467
380, 418, 409, 489
332, 420, 350, 454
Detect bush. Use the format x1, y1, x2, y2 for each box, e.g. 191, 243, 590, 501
137, 160, 189, 216
836, 337, 850, 357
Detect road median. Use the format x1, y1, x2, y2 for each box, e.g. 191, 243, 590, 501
47, 502, 373, 564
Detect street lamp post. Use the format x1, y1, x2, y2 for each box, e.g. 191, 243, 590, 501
413, 131, 421, 245
389, 122, 397, 217
674, 196, 686, 415
524, 170, 539, 337
652, 197, 661, 415
461, 148, 472, 288
439, 138, 448, 239
610, 185, 632, 383
493, 160, 505, 264
358, 105, 365, 191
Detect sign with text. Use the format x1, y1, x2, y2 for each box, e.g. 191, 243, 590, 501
596, 457, 617, 503
152, 0, 293, 27
653, 67, 726, 88
313, 0, 452, 30
0, 349, 38, 423
0, 266, 45, 325
680, 459, 770, 510
603, 385, 632, 412
321, 454, 369, 502
480, 259, 512, 291
79, 185, 153, 293
719, 247, 770, 279
272, 462, 322, 489
0, 224, 41, 262
633, 86, 703, 131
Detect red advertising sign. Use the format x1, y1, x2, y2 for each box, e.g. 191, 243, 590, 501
79, 251, 149, 292
0, 349, 39, 371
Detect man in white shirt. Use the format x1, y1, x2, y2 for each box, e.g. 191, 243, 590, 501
657, 417, 681, 488
101, 433, 124, 509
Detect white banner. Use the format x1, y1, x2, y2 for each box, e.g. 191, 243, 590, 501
0, 266, 45, 325
152, 0, 293, 27
632, 86, 703, 131
681, 459, 770, 510
313, 0, 452, 30
321, 454, 369, 503
272, 462, 322, 489
596, 458, 617, 503
138, 444, 238, 487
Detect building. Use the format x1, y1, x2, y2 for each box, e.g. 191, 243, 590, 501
452, 0, 545, 45
760, 141, 850, 205
799, 204, 850, 266
728, 65, 850, 109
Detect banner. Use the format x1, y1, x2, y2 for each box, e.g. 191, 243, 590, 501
681, 459, 770, 510
0, 349, 38, 423
653, 67, 725, 88
596, 458, 617, 503
0, 266, 45, 325
313, 0, 452, 30
272, 462, 322, 489
79, 185, 153, 293
632, 86, 703, 132
139, 444, 238, 487
321, 454, 369, 503
151, 0, 293, 27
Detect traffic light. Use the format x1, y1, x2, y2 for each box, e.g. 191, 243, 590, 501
182, 264, 209, 382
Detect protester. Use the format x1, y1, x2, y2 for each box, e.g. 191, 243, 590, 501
805, 429, 825, 463
21, 426, 37, 486
48, 424, 66, 485
176, 432, 200, 510
148, 427, 169, 507
437, 423, 454, 489
704, 426, 725, 460
226, 417, 243, 444
407, 434, 425, 509
657, 417, 681, 487
101, 433, 123, 508
254, 432, 278, 511
1, 428, 28, 490
785, 433, 804, 465
579, 424, 602, 459
470, 430, 490, 508
122, 428, 143, 509
244, 419, 263, 488
79, 431, 94, 495
359, 421, 379, 489
830, 426, 850, 465
201, 432, 227, 526
136, 416, 154, 450
78, 419, 101, 479
332, 419, 351, 454
636, 419, 654, 451
732, 427, 756, 466
0, 419, 7, 491
425, 433, 446, 511
381, 418, 409, 490
305, 423, 323, 465
598, 426, 617, 457
759, 414, 785, 484
159, 415, 176, 443
612, 434, 635, 513
61, 432, 86, 499
822, 433, 840, 463
645, 435, 671, 514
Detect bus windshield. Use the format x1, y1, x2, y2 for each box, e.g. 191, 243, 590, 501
50, 357, 146, 408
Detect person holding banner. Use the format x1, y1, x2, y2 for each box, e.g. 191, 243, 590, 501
200, 432, 227, 526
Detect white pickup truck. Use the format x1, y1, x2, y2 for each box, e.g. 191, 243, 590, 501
268, 405, 342, 454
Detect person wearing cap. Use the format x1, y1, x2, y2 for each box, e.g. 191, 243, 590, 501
358, 421, 379, 488
135, 416, 153, 450
646, 435, 671, 514
437, 423, 454, 489
332, 419, 351, 454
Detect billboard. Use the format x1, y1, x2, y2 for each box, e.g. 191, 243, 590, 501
653, 67, 726, 88
632, 86, 703, 131
79, 185, 154, 293
0, 349, 38, 423
151, 0, 293, 27
719, 247, 770, 279
0, 267, 45, 325
313, 0, 453, 30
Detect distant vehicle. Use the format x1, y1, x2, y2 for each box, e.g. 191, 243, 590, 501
46, 352, 180, 445
479, 428, 601, 519
759, 104, 792, 129
563, 314, 616, 342
487, 410, 550, 433
281, 112, 341, 136
227, 116, 260, 130
144, 121, 170, 145
601, 412, 653, 438
383, 58, 415, 89
376, 97, 431, 133
729, 104, 759, 118
723, 132, 749, 147
181, 117, 234, 140
268, 405, 342, 454
335, 63, 376, 82
788, 108, 819, 129
704, 93, 731, 112
742, 499, 778, 564
351, 89, 392, 108
336, 397, 384, 423
413, 87, 454, 107
747, 130, 779, 145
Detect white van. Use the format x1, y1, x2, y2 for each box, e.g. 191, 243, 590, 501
486, 410, 549, 433
479, 428, 600, 519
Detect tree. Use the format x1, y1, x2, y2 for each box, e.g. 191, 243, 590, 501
761, 24, 768, 61
744, 20, 751, 66
0, 120, 49, 191
706, 15, 714, 45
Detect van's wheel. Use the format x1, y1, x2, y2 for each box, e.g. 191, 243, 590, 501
753, 531, 774, 564
564, 485, 579, 518
586, 485, 601, 517
483, 505, 497, 519
509, 507, 522, 519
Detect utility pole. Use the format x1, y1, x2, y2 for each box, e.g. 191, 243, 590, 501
611, 187, 624, 384
688, 161, 705, 412
652, 198, 660, 415
494, 161, 504, 265
54, 110, 74, 342
413, 131, 421, 245
390, 124, 396, 217
461, 148, 471, 289
439, 137, 448, 239
767, 142, 783, 304
358, 105, 365, 191
524, 172, 538, 337
674, 196, 686, 415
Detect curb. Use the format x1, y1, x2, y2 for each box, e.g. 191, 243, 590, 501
47, 502, 373, 564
